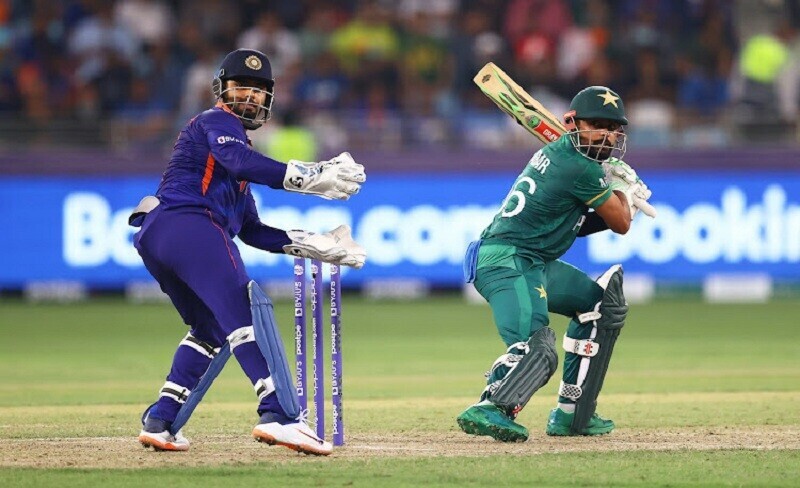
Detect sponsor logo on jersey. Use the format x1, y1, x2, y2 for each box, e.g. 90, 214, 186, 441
216, 135, 246, 145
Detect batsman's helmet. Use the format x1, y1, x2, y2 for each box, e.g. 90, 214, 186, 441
564, 86, 628, 126
563, 86, 628, 162
212, 49, 275, 130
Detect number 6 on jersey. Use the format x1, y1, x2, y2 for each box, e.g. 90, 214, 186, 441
501, 176, 536, 218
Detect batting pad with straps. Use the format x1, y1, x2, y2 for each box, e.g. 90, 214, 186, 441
249, 280, 301, 419
559, 264, 628, 432
486, 326, 558, 417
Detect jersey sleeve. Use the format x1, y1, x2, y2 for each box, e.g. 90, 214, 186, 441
238, 192, 291, 252
571, 164, 611, 209
576, 210, 609, 236
200, 110, 287, 189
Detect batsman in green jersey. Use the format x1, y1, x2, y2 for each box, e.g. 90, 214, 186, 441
457, 86, 655, 441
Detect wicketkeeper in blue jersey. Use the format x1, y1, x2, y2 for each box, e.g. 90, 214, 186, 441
130, 49, 366, 456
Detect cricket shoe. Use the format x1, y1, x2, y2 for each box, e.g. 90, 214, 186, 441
138, 403, 190, 451
456, 400, 529, 442
545, 407, 615, 436
253, 410, 332, 456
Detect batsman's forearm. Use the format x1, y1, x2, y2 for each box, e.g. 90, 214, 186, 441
595, 190, 632, 234
614, 190, 633, 221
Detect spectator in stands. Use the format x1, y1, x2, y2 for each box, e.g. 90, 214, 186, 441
141, 41, 187, 113
115, 0, 174, 47
452, 8, 509, 97
774, 20, 800, 125
396, 0, 458, 39
329, 0, 400, 92
0, 45, 19, 114
730, 17, 798, 143
176, 44, 221, 127
177, 0, 240, 51
256, 108, 318, 163
627, 49, 674, 103
112, 75, 171, 145
237, 11, 301, 78
0, 0, 794, 149
68, 1, 140, 114
625, 48, 677, 146
504, 0, 572, 48
348, 80, 402, 148
398, 11, 453, 116
294, 52, 349, 111
514, 22, 557, 89
296, 5, 344, 61
676, 9, 733, 115
13, 4, 72, 119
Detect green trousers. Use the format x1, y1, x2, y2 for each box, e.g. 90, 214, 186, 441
473, 243, 604, 403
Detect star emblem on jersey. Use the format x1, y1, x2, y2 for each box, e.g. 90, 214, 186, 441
535, 285, 547, 299
597, 90, 619, 108
245, 55, 262, 71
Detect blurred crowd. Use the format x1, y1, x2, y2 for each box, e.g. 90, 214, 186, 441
0, 0, 799, 154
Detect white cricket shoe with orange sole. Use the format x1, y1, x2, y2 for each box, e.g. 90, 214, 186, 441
253, 418, 333, 456
138, 428, 190, 452
138, 404, 190, 452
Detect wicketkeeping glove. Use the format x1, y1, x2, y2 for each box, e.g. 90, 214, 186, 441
283, 225, 367, 269
602, 158, 657, 218
283, 152, 366, 200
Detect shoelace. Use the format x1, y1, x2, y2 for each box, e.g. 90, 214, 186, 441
296, 408, 316, 429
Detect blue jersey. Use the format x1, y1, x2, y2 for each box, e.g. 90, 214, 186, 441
153, 104, 289, 251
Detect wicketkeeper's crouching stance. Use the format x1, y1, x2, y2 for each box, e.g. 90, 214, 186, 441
458, 86, 655, 441
131, 48, 366, 456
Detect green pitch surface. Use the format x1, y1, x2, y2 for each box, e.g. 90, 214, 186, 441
1, 296, 799, 487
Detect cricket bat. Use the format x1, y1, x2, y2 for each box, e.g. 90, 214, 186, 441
473, 62, 566, 145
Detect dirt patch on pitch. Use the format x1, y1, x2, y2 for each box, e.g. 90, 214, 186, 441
1, 426, 798, 469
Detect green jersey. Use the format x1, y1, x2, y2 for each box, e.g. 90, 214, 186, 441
480, 136, 611, 262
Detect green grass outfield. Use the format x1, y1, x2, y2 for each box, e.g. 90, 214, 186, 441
1, 296, 799, 486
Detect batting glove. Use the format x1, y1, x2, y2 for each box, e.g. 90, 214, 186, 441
602, 159, 657, 218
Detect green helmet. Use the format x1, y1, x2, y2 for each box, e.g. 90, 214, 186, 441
564, 86, 628, 162
566, 86, 628, 125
